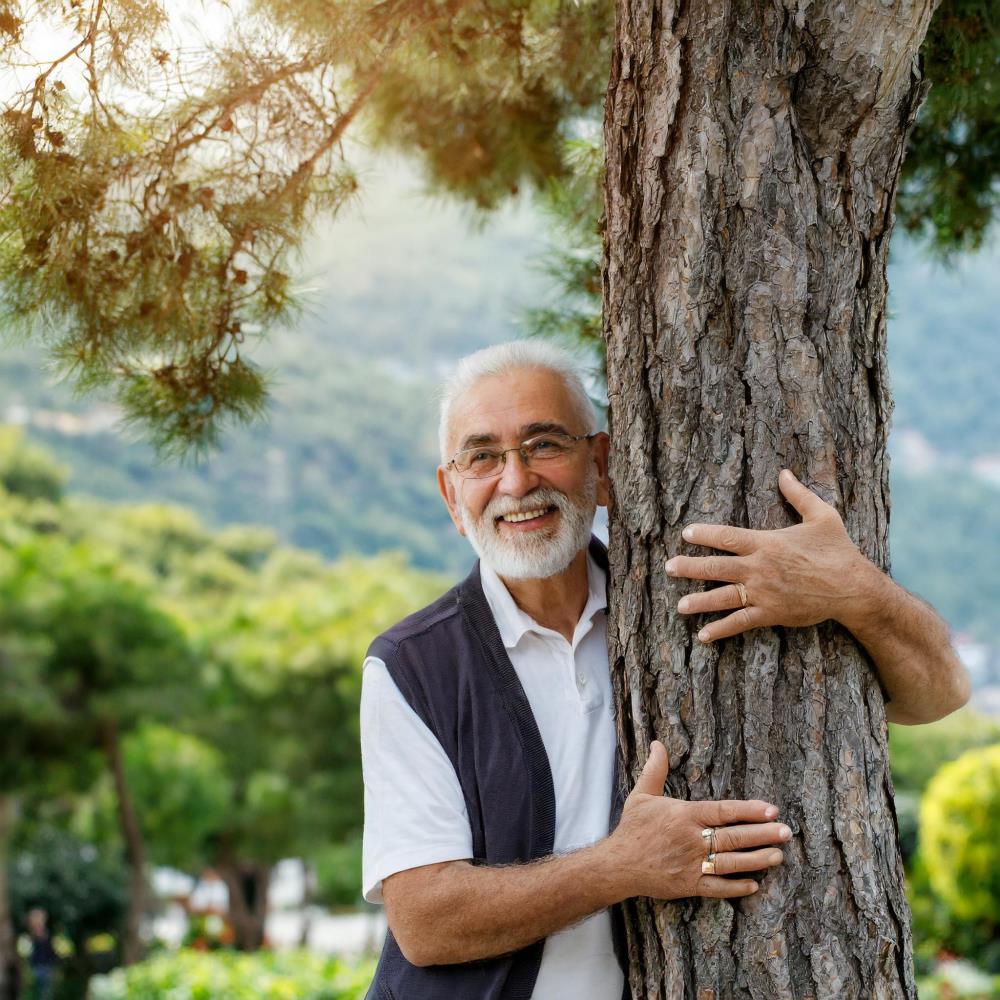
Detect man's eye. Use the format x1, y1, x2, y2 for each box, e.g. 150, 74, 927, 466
527, 437, 563, 455
471, 451, 497, 464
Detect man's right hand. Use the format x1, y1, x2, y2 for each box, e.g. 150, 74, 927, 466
604, 740, 791, 900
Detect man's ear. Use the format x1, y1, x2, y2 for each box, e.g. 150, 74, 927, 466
437, 465, 467, 536
592, 431, 611, 508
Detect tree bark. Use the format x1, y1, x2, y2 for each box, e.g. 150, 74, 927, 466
0, 795, 21, 1000
100, 719, 147, 967
602, 0, 935, 996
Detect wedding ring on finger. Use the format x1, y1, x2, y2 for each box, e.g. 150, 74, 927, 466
701, 827, 715, 854
736, 582, 749, 608
701, 853, 717, 875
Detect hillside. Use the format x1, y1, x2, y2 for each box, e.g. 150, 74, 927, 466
1, 159, 997, 639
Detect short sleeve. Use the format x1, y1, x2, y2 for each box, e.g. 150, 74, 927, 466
360, 656, 474, 904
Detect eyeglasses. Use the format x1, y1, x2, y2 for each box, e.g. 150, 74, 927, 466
447, 432, 596, 480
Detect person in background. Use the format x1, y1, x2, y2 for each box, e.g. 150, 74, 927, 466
26, 909, 57, 1000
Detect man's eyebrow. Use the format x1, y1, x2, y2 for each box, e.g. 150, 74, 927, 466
456, 422, 573, 453
458, 432, 499, 451
520, 421, 572, 437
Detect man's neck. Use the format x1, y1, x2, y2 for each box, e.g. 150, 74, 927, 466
498, 547, 590, 643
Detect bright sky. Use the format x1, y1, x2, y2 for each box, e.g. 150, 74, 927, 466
2, 0, 250, 107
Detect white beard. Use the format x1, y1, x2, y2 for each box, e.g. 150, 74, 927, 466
458, 467, 598, 581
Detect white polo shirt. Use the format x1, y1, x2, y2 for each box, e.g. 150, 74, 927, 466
360, 552, 624, 999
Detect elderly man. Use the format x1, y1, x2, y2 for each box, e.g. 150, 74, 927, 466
360, 341, 969, 1000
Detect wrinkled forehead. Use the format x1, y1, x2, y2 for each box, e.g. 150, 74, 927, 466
445, 369, 583, 455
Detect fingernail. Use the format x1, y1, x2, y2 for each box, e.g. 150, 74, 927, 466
765, 806, 778, 819
682, 526, 694, 541
779, 825, 792, 840
698, 629, 710, 642
769, 851, 784, 865
750, 882, 760, 892
665, 558, 677, 574
677, 597, 690, 613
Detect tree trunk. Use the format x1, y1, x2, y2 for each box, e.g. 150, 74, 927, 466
602, 0, 935, 996
100, 719, 147, 966
218, 859, 271, 951
0, 795, 21, 1000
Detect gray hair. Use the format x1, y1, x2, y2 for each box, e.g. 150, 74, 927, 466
438, 340, 598, 461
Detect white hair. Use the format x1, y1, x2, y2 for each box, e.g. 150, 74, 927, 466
438, 340, 598, 461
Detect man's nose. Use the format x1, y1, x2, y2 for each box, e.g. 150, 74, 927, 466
496, 449, 538, 495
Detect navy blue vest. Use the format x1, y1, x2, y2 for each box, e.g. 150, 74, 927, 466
364, 538, 629, 1000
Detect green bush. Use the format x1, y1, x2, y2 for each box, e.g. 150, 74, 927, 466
920, 744, 1000, 926
89, 949, 375, 999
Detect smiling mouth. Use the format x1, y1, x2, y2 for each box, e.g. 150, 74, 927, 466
496, 506, 558, 524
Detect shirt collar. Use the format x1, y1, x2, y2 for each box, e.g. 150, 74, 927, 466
479, 550, 608, 650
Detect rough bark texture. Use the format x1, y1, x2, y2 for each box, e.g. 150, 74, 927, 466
101, 719, 147, 967
602, 0, 935, 996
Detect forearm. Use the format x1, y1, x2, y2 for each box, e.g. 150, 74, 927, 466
837, 559, 971, 724
392, 839, 622, 966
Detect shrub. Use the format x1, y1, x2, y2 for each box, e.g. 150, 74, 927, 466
919, 744, 1000, 926
88, 949, 376, 999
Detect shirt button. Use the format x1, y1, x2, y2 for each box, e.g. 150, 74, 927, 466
577, 673, 587, 687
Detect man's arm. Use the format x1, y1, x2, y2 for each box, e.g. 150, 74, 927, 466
667, 469, 971, 725
384, 741, 791, 966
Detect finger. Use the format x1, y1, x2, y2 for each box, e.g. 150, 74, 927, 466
778, 469, 832, 521
696, 876, 761, 899
713, 822, 793, 853
709, 848, 785, 876
681, 523, 757, 555
697, 606, 769, 643
665, 555, 745, 583
630, 740, 670, 798
694, 799, 779, 826
677, 584, 745, 616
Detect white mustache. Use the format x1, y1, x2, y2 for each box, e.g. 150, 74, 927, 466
485, 488, 565, 521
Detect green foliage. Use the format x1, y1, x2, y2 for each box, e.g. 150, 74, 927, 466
83, 724, 233, 871
898, 0, 1000, 254
891, 710, 1000, 795
88, 948, 375, 1000
2, 430, 451, 924
0, 426, 66, 501
908, 852, 1000, 975
9, 825, 127, 955
313, 837, 364, 909
919, 744, 1000, 927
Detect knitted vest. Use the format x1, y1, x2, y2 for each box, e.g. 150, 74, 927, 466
364, 538, 628, 1000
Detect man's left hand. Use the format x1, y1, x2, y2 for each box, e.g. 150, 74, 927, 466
666, 469, 875, 643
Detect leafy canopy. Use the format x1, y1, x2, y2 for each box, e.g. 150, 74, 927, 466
2, 0, 992, 450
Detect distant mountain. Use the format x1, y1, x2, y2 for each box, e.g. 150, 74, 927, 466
1, 159, 997, 640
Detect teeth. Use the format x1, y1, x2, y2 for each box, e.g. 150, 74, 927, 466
501, 508, 550, 523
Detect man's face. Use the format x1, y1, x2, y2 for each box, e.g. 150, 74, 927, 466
436, 367, 610, 580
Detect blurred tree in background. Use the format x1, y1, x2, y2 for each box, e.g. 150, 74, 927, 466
0, 429, 444, 989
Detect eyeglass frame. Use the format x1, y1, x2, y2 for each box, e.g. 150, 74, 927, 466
445, 431, 599, 480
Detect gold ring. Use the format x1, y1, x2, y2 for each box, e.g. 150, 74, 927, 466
736, 583, 749, 608
701, 827, 715, 854
701, 853, 717, 875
